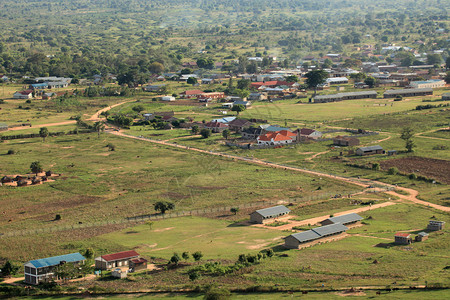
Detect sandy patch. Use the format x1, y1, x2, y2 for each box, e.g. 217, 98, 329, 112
336, 291, 367, 297
153, 227, 174, 232
97, 153, 111, 156
62, 146, 74, 149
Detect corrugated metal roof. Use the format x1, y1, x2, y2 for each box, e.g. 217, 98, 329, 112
327, 213, 363, 224
312, 223, 348, 236
289, 230, 321, 243
101, 250, 139, 262
358, 145, 383, 152
254, 205, 291, 218
384, 88, 432, 95
27, 253, 86, 268
417, 232, 429, 237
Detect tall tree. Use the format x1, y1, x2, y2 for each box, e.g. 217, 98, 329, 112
232, 104, 246, 116
400, 127, 415, 152
305, 70, 328, 96
39, 127, 49, 142
30, 161, 43, 176
93, 121, 105, 138
154, 201, 175, 214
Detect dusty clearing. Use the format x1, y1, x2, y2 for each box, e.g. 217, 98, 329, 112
380, 156, 450, 184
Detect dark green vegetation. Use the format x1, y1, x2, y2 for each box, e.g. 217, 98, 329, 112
0, 0, 448, 79
0, 133, 356, 261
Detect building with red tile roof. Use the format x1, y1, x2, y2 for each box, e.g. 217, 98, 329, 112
257, 130, 296, 145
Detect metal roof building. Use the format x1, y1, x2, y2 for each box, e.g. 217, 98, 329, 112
284, 223, 349, 249
321, 213, 363, 226
383, 88, 433, 98
24, 253, 86, 285
26, 253, 86, 269
250, 205, 291, 224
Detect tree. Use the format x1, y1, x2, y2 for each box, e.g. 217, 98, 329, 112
93, 121, 105, 138
192, 251, 203, 261
427, 54, 442, 66
222, 129, 230, 140
154, 201, 175, 214
187, 77, 198, 85
39, 127, 49, 142
197, 58, 214, 69
132, 105, 145, 113
231, 104, 246, 116
236, 79, 251, 90
200, 128, 211, 139
400, 127, 415, 152
372, 163, 380, 171
305, 70, 328, 96
446, 57, 450, 69
189, 270, 200, 281
191, 125, 199, 135
285, 75, 299, 82
445, 71, 450, 84
1, 261, 19, 277
364, 76, 376, 88
350, 72, 366, 82
182, 252, 190, 260
84, 248, 94, 259
148, 62, 164, 74
388, 167, 399, 175
170, 253, 180, 265
204, 287, 232, 300
230, 207, 239, 215
30, 161, 43, 175
236, 89, 250, 99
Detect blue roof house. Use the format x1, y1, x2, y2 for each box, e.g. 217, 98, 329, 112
24, 253, 86, 285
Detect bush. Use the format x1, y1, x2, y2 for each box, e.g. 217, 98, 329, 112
394, 95, 403, 101
55, 214, 61, 221
388, 167, 399, 175
409, 173, 417, 180
7, 149, 15, 155
204, 287, 231, 300
372, 163, 380, 171
200, 129, 211, 139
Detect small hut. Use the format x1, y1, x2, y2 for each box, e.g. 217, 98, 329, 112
17, 180, 28, 187
1, 176, 13, 183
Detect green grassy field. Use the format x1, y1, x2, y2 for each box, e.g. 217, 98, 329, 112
98, 216, 286, 260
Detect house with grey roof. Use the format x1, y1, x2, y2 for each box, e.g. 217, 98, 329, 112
415, 232, 429, 242
356, 145, 384, 156
284, 223, 349, 249
383, 88, 433, 98
24, 253, 86, 285
250, 205, 291, 224
427, 220, 445, 231
320, 213, 363, 226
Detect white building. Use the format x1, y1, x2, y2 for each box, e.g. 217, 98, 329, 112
409, 79, 445, 89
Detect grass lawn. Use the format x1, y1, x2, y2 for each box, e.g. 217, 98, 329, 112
98, 216, 286, 260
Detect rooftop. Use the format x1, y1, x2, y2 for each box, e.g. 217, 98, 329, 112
326, 213, 363, 224
312, 223, 348, 236
100, 250, 139, 262
27, 253, 86, 269
384, 88, 433, 95
254, 205, 291, 218
358, 145, 383, 151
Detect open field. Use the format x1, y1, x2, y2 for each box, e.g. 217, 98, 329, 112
0, 132, 359, 262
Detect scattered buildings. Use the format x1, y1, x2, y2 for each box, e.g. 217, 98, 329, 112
394, 233, 412, 245
204, 120, 229, 133
409, 79, 445, 89
312, 91, 377, 103
284, 223, 349, 249
227, 118, 253, 132
333, 136, 360, 147
94, 250, 140, 270
320, 213, 363, 226
24, 253, 86, 285
427, 220, 445, 231
383, 88, 433, 98
13, 90, 33, 99
250, 205, 291, 224
298, 128, 322, 140
356, 145, 384, 156
415, 232, 429, 242
180, 90, 204, 99
257, 130, 297, 145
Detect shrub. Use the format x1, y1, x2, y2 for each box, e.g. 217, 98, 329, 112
7, 149, 15, 155
388, 167, 399, 175
372, 163, 380, 171
203, 287, 231, 300
409, 173, 417, 180
55, 214, 61, 221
